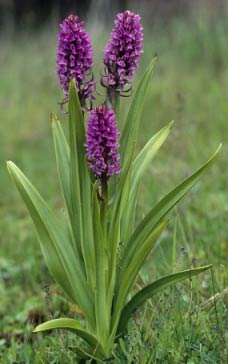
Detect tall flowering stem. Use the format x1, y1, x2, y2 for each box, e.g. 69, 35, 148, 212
57, 14, 95, 108
102, 10, 143, 109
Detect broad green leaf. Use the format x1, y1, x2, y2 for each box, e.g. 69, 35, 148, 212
131, 121, 174, 195
118, 265, 212, 334
7, 161, 95, 327
92, 183, 110, 343
112, 219, 169, 336
119, 145, 221, 280
121, 121, 174, 242
120, 57, 157, 170
109, 141, 135, 249
52, 113, 70, 213
108, 142, 135, 306
68, 80, 96, 290
52, 113, 83, 257
33, 318, 104, 357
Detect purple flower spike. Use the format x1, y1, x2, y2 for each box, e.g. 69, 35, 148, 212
57, 14, 95, 105
85, 104, 121, 178
103, 10, 143, 91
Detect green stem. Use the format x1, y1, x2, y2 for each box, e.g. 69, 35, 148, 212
100, 175, 108, 231
105, 88, 120, 117
98, 175, 111, 342
105, 89, 120, 202
115, 93, 120, 120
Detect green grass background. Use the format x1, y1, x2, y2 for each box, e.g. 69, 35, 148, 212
0, 12, 228, 363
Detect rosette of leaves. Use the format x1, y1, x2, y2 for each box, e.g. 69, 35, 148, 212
7, 60, 221, 360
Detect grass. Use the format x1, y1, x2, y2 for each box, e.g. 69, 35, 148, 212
1, 13, 228, 363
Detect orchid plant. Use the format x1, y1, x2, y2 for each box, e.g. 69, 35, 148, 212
7, 11, 220, 361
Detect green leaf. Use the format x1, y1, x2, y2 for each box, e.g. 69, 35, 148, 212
121, 121, 174, 242
68, 80, 96, 291
107, 143, 135, 308
33, 318, 104, 357
120, 57, 157, 170
52, 113, 85, 258
7, 161, 95, 327
112, 219, 169, 337
132, 121, 174, 195
52, 113, 70, 213
109, 142, 135, 257
119, 145, 221, 281
118, 264, 212, 334
92, 183, 110, 343
52, 114, 82, 255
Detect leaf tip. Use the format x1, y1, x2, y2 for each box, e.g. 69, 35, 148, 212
209, 143, 222, 163
217, 143, 222, 153
33, 323, 44, 333
148, 55, 157, 70
51, 112, 58, 123
204, 263, 212, 270
152, 54, 158, 62
6, 160, 13, 171
69, 78, 77, 93
169, 120, 175, 128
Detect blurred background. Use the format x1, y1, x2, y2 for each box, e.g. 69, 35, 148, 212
1, 0, 228, 362
0, 0, 227, 30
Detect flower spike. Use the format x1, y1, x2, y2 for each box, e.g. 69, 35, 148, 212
57, 14, 95, 107
102, 10, 143, 93
85, 104, 121, 178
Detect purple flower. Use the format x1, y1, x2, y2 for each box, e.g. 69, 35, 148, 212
57, 14, 95, 105
103, 10, 143, 91
85, 105, 121, 178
